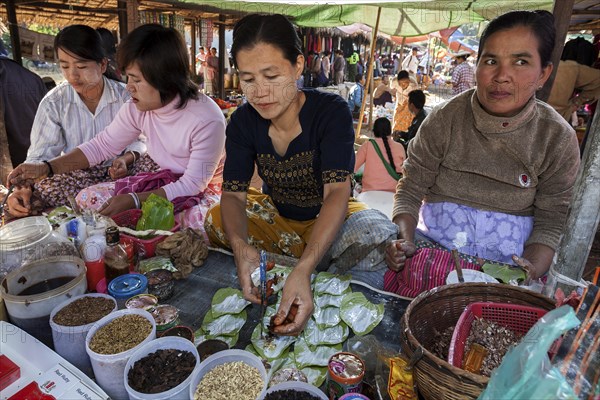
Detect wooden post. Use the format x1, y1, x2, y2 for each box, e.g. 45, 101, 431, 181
218, 14, 225, 99
126, 0, 139, 34
6, 0, 22, 65
544, 107, 600, 296
117, 0, 127, 40
356, 7, 381, 138
191, 19, 197, 77
537, 0, 575, 102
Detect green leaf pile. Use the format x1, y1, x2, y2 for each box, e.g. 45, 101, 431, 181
482, 262, 527, 283
247, 270, 384, 388
194, 288, 251, 347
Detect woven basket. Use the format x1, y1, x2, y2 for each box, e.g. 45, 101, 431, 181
400, 283, 555, 400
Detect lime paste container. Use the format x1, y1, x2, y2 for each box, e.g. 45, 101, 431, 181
108, 274, 148, 309
326, 352, 365, 400
145, 269, 174, 301
339, 393, 371, 400
125, 293, 158, 312
152, 304, 179, 331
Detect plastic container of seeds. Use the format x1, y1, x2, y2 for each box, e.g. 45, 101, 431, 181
49, 293, 117, 377
124, 336, 200, 400
189, 349, 267, 400
85, 308, 156, 400
261, 381, 328, 400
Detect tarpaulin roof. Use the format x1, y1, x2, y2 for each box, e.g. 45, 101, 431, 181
179, 0, 554, 37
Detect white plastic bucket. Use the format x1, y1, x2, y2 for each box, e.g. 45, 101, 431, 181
261, 381, 328, 400
124, 336, 199, 400
0, 256, 87, 347
189, 349, 267, 400
49, 293, 117, 377
85, 308, 156, 400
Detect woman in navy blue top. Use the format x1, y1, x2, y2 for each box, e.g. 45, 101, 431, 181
205, 14, 368, 336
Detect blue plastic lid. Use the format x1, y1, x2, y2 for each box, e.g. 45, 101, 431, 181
107, 274, 148, 299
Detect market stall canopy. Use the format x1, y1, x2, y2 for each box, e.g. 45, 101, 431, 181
180, 0, 555, 37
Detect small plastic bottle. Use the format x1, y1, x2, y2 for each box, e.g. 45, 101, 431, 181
104, 226, 129, 285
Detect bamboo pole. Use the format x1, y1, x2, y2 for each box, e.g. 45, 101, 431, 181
356, 6, 381, 138
544, 104, 600, 297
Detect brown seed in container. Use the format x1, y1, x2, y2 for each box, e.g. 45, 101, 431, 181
194, 361, 263, 400
89, 314, 152, 355
53, 297, 115, 326
128, 349, 196, 394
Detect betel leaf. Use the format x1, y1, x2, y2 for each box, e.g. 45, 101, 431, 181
250, 323, 296, 360
314, 293, 346, 308
211, 288, 251, 317
303, 318, 349, 346
201, 309, 247, 337
340, 292, 384, 336
313, 272, 352, 295
313, 304, 341, 328
194, 327, 239, 347
300, 365, 327, 388
482, 262, 527, 283
294, 336, 342, 369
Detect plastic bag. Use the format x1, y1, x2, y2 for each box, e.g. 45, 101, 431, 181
478, 306, 580, 400
136, 193, 175, 231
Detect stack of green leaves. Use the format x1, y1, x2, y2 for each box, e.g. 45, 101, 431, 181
194, 287, 251, 347
246, 271, 385, 387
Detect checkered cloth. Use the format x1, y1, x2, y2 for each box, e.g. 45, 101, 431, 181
452, 62, 475, 95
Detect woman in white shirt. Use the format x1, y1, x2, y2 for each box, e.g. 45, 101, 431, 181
8, 24, 153, 216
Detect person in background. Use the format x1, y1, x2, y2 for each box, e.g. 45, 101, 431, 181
373, 75, 393, 106
0, 39, 47, 184
6, 25, 148, 215
385, 10, 580, 290
402, 47, 419, 75
333, 50, 346, 84
347, 73, 365, 119
394, 89, 426, 149
206, 47, 219, 95
547, 37, 600, 123
392, 70, 418, 133
451, 51, 474, 95
321, 51, 331, 86
8, 24, 226, 239
347, 49, 359, 82
205, 14, 395, 336
355, 117, 405, 193
393, 54, 400, 75
96, 27, 121, 81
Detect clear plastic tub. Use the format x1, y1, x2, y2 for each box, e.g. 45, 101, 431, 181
261, 381, 328, 400
188, 349, 267, 400
85, 308, 156, 400
0, 216, 72, 279
0, 256, 87, 347
49, 293, 117, 377
124, 336, 200, 400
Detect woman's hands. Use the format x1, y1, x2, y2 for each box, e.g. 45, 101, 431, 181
233, 241, 313, 337
6, 186, 33, 217
233, 242, 262, 304
108, 156, 128, 180
270, 267, 314, 336
385, 239, 417, 272
98, 193, 135, 216
7, 163, 50, 186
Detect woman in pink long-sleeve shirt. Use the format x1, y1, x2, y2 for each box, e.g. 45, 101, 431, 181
9, 24, 226, 235
354, 117, 405, 193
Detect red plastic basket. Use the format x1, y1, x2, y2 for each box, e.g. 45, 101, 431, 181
448, 302, 548, 368
111, 209, 179, 258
